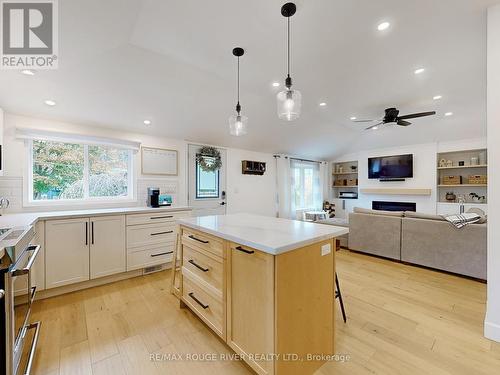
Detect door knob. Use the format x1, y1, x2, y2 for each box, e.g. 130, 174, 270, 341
0, 289, 5, 299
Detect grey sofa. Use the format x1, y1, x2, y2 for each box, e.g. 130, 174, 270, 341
348, 208, 487, 279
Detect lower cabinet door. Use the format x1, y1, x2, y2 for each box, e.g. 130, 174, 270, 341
227, 243, 275, 375
90, 215, 126, 279
45, 218, 90, 289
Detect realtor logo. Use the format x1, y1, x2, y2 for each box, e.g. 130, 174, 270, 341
1, 0, 58, 69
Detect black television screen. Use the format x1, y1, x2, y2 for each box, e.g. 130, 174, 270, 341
368, 154, 413, 179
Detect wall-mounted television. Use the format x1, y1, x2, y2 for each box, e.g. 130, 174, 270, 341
368, 154, 413, 179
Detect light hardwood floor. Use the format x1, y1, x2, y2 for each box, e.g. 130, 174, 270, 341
27, 250, 500, 375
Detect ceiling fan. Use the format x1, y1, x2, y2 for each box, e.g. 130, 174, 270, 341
354, 108, 436, 130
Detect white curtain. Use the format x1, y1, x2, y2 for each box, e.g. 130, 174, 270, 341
319, 162, 329, 204
276, 155, 293, 218
276, 156, 328, 220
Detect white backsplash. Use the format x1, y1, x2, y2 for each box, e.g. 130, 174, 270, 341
0, 176, 180, 214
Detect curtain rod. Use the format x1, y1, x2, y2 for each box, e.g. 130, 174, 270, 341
273, 155, 326, 164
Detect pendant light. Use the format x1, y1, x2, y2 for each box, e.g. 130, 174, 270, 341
277, 2, 301, 121
229, 47, 248, 136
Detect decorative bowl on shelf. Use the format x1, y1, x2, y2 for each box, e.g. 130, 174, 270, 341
445, 192, 456, 202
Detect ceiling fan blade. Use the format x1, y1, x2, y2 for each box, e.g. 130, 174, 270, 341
354, 119, 379, 123
365, 122, 384, 130
397, 111, 436, 120
397, 120, 412, 126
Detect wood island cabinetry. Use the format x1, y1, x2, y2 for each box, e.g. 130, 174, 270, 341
174, 214, 346, 375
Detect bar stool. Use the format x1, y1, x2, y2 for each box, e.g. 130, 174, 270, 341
335, 273, 347, 323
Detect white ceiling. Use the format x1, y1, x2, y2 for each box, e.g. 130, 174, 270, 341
0, 0, 497, 159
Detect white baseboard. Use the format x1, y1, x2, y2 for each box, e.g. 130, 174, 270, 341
485, 320, 500, 342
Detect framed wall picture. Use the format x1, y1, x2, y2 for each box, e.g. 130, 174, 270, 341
141, 147, 178, 176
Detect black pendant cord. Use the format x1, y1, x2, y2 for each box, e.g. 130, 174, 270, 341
287, 15, 290, 78
285, 15, 292, 89
236, 56, 241, 114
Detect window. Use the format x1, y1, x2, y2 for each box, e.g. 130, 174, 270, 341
196, 157, 219, 199
291, 159, 322, 210
30, 140, 132, 201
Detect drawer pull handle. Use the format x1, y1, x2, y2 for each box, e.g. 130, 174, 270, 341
188, 235, 209, 244
235, 246, 254, 254
188, 259, 209, 272
150, 216, 174, 219
188, 292, 209, 309
151, 251, 173, 257
151, 230, 174, 236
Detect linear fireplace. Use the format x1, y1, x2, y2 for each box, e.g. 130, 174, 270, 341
372, 201, 416, 212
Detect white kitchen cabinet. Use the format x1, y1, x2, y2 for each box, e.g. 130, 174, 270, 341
90, 215, 126, 279
45, 218, 90, 289
32, 221, 45, 291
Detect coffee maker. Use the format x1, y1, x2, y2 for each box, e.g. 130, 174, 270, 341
147, 187, 160, 208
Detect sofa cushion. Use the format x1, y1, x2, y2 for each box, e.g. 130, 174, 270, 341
404, 211, 446, 221
353, 207, 404, 217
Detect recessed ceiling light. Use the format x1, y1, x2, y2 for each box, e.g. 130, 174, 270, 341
445, 112, 453, 116
433, 95, 442, 100
414, 68, 425, 75
143, 120, 152, 125
377, 22, 390, 31
372, 126, 379, 130
272, 82, 280, 87
21, 69, 35, 76
350, 116, 357, 121
44, 99, 56, 106
319, 102, 327, 107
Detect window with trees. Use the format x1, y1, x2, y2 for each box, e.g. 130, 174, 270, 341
30, 140, 133, 201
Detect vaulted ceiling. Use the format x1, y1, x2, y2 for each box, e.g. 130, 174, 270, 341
0, 0, 496, 159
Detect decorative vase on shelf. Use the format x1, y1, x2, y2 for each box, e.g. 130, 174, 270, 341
445, 192, 456, 202
479, 151, 487, 165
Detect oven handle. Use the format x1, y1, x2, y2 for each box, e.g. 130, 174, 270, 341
23, 321, 42, 375
12, 245, 41, 276
29, 285, 37, 305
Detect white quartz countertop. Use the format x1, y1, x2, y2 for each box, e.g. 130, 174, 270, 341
0, 206, 192, 229
177, 213, 349, 255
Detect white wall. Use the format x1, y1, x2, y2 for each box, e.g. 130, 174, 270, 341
226, 149, 276, 217
332, 138, 487, 217
0, 113, 277, 217
485, 4, 500, 343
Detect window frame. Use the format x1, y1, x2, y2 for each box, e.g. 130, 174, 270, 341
195, 158, 220, 199
26, 139, 135, 206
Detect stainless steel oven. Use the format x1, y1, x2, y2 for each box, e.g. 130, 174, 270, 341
1, 226, 41, 375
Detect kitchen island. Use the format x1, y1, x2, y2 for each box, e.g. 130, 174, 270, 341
173, 213, 349, 375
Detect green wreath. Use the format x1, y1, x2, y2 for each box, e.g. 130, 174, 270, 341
196, 146, 222, 172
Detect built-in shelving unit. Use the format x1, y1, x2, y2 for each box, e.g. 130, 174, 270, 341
332, 160, 358, 199
436, 148, 487, 204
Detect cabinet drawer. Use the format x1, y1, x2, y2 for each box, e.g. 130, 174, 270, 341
181, 227, 224, 258
182, 274, 224, 337
183, 245, 223, 293
126, 211, 189, 226
127, 223, 176, 248
127, 244, 174, 271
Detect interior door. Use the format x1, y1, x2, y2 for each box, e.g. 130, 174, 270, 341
188, 144, 227, 217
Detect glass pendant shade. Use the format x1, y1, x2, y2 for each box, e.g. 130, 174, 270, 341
277, 89, 302, 121
229, 114, 248, 136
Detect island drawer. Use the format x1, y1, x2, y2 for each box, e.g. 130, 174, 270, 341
127, 243, 174, 271
183, 245, 223, 293
182, 274, 224, 338
127, 223, 176, 248
126, 211, 189, 226
181, 227, 224, 258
